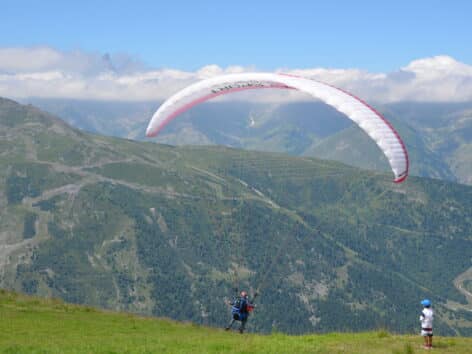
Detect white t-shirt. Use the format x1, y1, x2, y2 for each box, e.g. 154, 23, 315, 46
420, 308, 434, 328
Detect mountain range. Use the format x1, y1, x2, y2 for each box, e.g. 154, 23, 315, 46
26, 98, 472, 185
1, 97, 471, 335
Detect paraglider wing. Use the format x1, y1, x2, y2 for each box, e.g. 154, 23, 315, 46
146, 73, 408, 183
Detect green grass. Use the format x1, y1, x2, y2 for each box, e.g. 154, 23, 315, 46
1, 290, 470, 354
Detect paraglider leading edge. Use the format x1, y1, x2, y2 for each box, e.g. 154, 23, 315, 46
146, 73, 409, 183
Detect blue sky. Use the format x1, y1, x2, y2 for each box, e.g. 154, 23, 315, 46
1, 0, 470, 71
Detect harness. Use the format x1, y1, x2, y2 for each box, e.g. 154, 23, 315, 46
231, 296, 251, 321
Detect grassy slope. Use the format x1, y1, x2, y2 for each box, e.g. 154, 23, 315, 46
1, 290, 470, 354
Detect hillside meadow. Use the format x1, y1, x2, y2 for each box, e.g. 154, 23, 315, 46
1, 290, 470, 354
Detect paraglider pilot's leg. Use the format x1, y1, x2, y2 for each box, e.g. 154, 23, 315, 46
225, 318, 235, 330
239, 317, 247, 333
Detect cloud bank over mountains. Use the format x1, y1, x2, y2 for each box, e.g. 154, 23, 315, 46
1, 47, 471, 103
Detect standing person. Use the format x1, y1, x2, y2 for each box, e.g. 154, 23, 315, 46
225, 290, 255, 333
420, 299, 434, 350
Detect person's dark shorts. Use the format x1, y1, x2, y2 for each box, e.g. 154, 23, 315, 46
421, 328, 433, 337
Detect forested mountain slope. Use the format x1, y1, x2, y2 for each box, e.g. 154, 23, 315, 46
1, 97, 471, 335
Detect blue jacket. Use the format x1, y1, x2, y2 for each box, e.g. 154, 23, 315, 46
231, 297, 249, 319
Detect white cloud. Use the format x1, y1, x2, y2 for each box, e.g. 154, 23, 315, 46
283, 56, 472, 102
0, 47, 471, 102
0, 47, 62, 72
